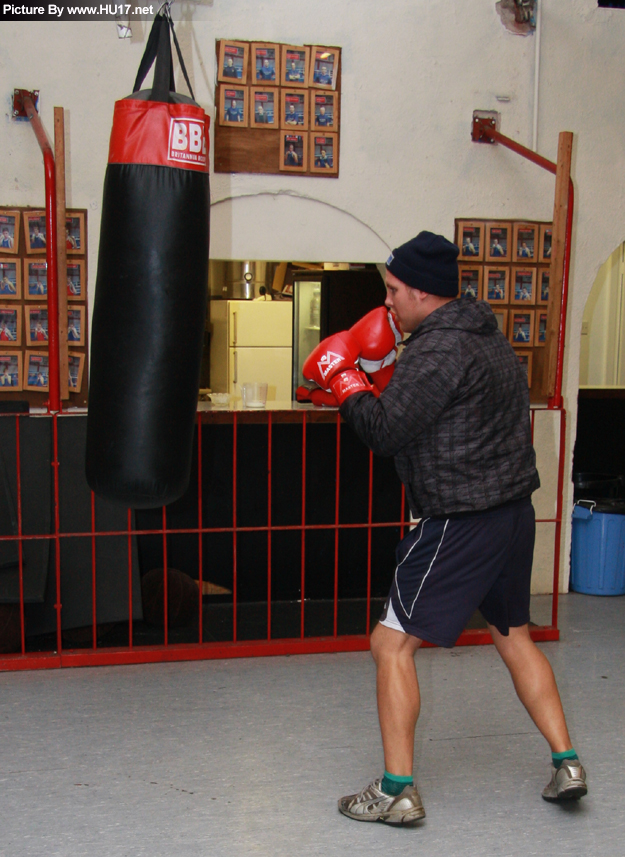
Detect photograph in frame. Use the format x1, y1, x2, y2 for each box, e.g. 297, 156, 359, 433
217, 40, 249, 84
25, 260, 48, 299
509, 310, 534, 346
516, 350, 533, 386
67, 260, 85, 300
308, 46, 340, 90
68, 352, 85, 394
457, 221, 483, 261
513, 222, 537, 262
65, 212, 84, 254
0, 351, 22, 391
484, 266, 509, 303
311, 92, 338, 131
535, 311, 548, 346
511, 267, 536, 305
0, 210, 20, 255
24, 351, 49, 391
310, 133, 338, 174
25, 211, 47, 254
0, 259, 21, 300
486, 222, 511, 263
219, 85, 248, 127
280, 45, 310, 88
459, 265, 482, 300
281, 89, 309, 130
492, 308, 508, 337
250, 87, 277, 128
280, 133, 307, 172
26, 305, 49, 347
539, 224, 553, 261
538, 267, 550, 305
0, 305, 21, 347
67, 306, 85, 346
252, 43, 279, 85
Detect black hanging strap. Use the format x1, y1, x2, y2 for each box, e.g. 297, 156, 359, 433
132, 13, 174, 95
132, 9, 195, 103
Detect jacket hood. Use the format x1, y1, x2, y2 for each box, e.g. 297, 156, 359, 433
409, 298, 498, 340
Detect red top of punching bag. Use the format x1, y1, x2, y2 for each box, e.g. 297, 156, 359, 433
108, 100, 210, 173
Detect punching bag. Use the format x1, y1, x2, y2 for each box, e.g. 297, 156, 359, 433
86, 12, 210, 508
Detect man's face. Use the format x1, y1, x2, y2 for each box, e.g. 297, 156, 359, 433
289, 104, 295, 113
263, 59, 270, 68
319, 106, 325, 116
231, 100, 237, 108
226, 58, 233, 67
384, 271, 427, 334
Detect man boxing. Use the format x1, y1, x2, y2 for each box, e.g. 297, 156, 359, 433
303, 231, 586, 825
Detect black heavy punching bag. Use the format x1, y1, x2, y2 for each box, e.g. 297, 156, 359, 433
86, 12, 210, 508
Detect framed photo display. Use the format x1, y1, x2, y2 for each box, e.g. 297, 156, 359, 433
251, 43, 279, 84
485, 222, 511, 263
280, 133, 307, 172
492, 308, 508, 337
218, 40, 249, 83
459, 265, 482, 300
0, 210, 20, 254
509, 310, 534, 346
311, 92, 338, 131
281, 89, 309, 130
0, 259, 21, 300
26, 306, 49, 346
67, 306, 85, 346
511, 267, 536, 305
535, 311, 548, 346
0, 305, 21, 346
24, 351, 49, 391
281, 45, 310, 87
539, 224, 553, 261
308, 46, 339, 89
24, 260, 47, 299
250, 87, 277, 128
310, 133, 338, 174
68, 352, 85, 393
484, 266, 509, 303
67, 260, 85, 300
516, 350, 533, 386
25, 211, 47, 254
513, 222, 537, 262
219, 86, 248, 126
0, 351, 22, 391
65, 212, 84, 254
538, 268, 550, 305
457, 221, 483, 261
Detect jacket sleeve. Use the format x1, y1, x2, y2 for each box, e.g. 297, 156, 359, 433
340, 332, 464, 457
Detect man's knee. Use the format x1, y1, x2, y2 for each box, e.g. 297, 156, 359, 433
370, 621, 422, 664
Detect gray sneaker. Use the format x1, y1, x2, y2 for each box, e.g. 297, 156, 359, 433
542, 759, 588, 802
338, 778, 426, 824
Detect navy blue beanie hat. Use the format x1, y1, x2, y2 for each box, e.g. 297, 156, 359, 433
386, 231, 459, 297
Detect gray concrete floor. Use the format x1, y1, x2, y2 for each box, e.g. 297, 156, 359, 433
1, 593, 624, 857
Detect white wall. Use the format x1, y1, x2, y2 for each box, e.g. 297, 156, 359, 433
2, 0, 625, 590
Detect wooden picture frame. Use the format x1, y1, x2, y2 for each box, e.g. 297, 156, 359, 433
251, 43, 279, 85
280, 132, 308, 172
516, 350, 533, 386
68, 351, 85, 394
280, 45, 310, 88
308, 46, 340, 90
311, 91, 339, 132
483, 266, 509, 303
509, 310, 535, 347
24, 259, 48, 300
310, 133, 338, 174
0, 259, 21, 300
537, 267, 550, 306
513, 222, 537, 262
485, 221, 511, 263
539, 223, 553, 262
250, 87, 278, 128
457, 221, 484, 262
0, 210, 20, 255
219, 85, 248, 127
458, 264, 482, 300
281, 89, 309, 130
67, 260, 85, 300
24, 350, 49, 391
535, 311, 548, 346
511, 266, 537, 305
65, 211, 84, 254
67, 306, 85, 347
0, 305, 21, 347
25, 211, 47, 254
492, 308, 508, 337
26, 305, 49, 347
217, 40, 249, 84
0, 351, 22, 391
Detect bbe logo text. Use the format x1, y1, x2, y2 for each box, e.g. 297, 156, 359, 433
168, 118, 207, 166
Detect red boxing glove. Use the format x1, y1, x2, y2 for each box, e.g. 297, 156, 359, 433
302, 331, 374, 405
296, 385, 340, 407
349, 307, 403, 391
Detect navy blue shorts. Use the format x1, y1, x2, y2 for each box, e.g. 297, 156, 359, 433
379, 497, 535, 648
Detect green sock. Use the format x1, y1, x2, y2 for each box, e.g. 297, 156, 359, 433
552, 749, 579, 769
381, 771, 413, 796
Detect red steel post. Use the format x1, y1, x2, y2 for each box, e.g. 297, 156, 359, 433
300, 413, 307, 639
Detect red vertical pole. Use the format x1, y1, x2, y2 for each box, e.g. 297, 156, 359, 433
232, 413, 238, 642
300, 413, 307, 639
366, 449, 373, 636
551, 409, 567, 629
15, 417, 25, 655
127, 508, 133, 648
197, 412, 204, 644
91, 491, 97, 649
333, 413, 341, 637
267, 412, 272, 641
52, 414, 62, 652
162, 506, 168, 645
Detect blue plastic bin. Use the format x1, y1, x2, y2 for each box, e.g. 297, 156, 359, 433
571, 500, 625, 596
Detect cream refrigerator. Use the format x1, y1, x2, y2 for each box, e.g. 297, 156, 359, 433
209, 300, 293, 402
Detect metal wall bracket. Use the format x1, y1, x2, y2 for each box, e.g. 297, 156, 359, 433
471, 110, 500, 143
12, 89, 39, 120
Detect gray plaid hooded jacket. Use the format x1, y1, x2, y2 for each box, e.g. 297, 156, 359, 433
341, 299, 540, 518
